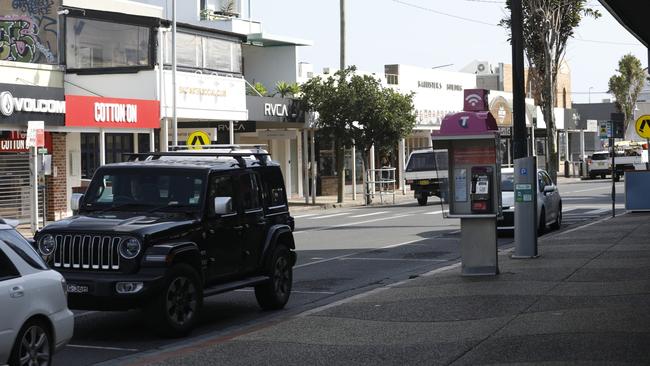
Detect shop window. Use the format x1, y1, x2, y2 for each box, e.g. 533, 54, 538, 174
105, 134, 134, 164
81, 133, 99, 179
66, 17, 152, 70
138, 133, 160, 153
164, 31, 242, 74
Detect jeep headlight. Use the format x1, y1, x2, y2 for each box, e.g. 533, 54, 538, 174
119, 237, 142, 259
38, 234, 56, 256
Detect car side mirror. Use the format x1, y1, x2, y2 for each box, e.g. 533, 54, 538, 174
71, 193, 84, 211
213, 197, 234, 215
543, 185, 556, 193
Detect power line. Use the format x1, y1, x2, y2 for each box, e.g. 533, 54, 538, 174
392, 0, 500, 27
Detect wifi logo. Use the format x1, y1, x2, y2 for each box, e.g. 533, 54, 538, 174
465, 94, 482, 107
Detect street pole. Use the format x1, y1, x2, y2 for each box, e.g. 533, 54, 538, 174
511, 0, 538, 259
172, 0, 178, 148
610, 136, 615, 217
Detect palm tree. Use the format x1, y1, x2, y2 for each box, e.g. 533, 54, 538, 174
274, 81, 301, 98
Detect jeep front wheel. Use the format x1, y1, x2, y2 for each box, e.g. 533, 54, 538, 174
147, 264, 203, 337
255, 246, 293, 310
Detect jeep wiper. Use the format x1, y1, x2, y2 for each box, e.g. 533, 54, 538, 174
96, 202, 148, 213
145, 203, 199, 213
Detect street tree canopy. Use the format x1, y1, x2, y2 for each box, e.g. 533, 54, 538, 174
300, 66, 416, 201
608, 54, 647, 135
501, 0, 599, 182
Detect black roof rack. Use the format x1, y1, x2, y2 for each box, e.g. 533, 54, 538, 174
124, 151, 271, 168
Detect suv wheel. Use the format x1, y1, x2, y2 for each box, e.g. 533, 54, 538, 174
551, 204, 562, 230
538, 207, 546, 235
417, 196, 428, 206
9, 319, 52, 366
147, 264, 203, 337
255, 245, 293, 310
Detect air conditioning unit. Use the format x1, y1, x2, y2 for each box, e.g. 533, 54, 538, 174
476, 62, 491, 75
322, 67, 331, 75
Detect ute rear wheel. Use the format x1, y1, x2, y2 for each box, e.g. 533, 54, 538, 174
417, 196, 428, 206
255, 245, 293, 310
147, 264, 203, 338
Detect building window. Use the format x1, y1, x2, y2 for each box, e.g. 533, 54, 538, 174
66, 17, 152, 70
164, 31, 242, 74
386, 74, 398, 85
138, 133, 159, 153
80, 133, 99, 179
105, 134, 134, 164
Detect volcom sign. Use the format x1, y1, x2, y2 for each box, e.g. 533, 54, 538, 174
0, 91, 66, 116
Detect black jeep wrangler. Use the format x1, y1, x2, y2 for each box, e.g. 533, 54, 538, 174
34, 149, 296, 337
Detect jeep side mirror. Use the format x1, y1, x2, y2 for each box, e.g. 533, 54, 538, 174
543, 185, 556, 193
71, 193, 84, 211
213, 197, 234, 215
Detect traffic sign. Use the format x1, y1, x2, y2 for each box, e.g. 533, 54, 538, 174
598, 121, 609, 139
635, 115, 650, 139
186, 131, 210, 150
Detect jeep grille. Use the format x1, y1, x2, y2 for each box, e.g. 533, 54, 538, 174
52, 234, 121, 270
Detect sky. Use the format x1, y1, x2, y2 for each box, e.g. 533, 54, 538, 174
250, 0, 647, 104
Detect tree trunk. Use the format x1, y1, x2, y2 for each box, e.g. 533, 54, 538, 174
335, 140, 345, 203
361, 151, 370, 205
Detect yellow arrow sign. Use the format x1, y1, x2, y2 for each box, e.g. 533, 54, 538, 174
186, 131, 210, 150
635, 115, 650, 139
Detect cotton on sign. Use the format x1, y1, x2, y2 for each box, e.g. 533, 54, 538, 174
94, 103, 138, 123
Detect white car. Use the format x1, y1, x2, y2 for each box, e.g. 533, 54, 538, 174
0, 219, 74, 366
498, 168, 562, 234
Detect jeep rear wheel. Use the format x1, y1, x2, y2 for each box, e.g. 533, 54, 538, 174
417, 196, 428, 206
255, 246, 293, 310
147, 264, 203, 338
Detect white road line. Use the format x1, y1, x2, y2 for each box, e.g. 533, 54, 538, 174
565, 184, 623, 194
424, 210, 446, 215
308, 212, 350, 220
66, 344, 139, 352
235, 289, 335, 295
349, 211, 388, 218
340, 257, 448, 262
293, 213, 318, 218
294, 213, 414, 234
584, 208, 609, 215
546, 212, 625, 238
295, 237, 432, 268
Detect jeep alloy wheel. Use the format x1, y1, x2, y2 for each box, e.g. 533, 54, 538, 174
166, 276, 197, 327
255, 246, 293, 310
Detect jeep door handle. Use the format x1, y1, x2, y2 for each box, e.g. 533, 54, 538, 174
10, 286, 24, 298
256, 220, 267, 226
233, 225, 245, 231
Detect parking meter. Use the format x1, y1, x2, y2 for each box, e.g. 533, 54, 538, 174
432, 89, 501, 276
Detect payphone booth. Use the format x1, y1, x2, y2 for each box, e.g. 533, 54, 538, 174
432, 89, 501, 276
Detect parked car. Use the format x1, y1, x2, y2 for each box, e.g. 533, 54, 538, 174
35, 147, 296, 337
404, 149, 449, 206
0, 218, 74, 366
587, 150, 644, 180
498, 168, 562, 234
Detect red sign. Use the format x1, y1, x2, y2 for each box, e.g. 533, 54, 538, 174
0, 131, 52, 153
65, 95, 160, 129
453, 145, 496, 165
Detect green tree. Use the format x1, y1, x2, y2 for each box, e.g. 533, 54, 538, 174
301, 67, 415, 203
501, 0, 599, 182
608, 54, 647, 136
247, 82, 268, 97
274, 81, 301, 98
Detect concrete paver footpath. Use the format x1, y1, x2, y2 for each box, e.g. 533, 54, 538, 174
118, 211, 650, 366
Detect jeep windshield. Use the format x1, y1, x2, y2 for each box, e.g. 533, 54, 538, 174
83, 168, 206, 212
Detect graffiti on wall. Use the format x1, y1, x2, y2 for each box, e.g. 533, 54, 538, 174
0, 0, 59, 64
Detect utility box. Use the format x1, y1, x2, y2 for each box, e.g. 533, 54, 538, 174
432, 89, 501, 276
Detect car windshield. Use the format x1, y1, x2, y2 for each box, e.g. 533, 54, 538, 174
83, 168, 207, 212
501, 173, 514, 191
406, 151, 448, 172
591, 153, 609, 160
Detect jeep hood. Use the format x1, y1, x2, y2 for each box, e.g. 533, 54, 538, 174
40, 212, 198, 237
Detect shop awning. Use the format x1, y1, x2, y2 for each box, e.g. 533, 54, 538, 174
599, 1, 650, 47
246, 33, 313, 47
